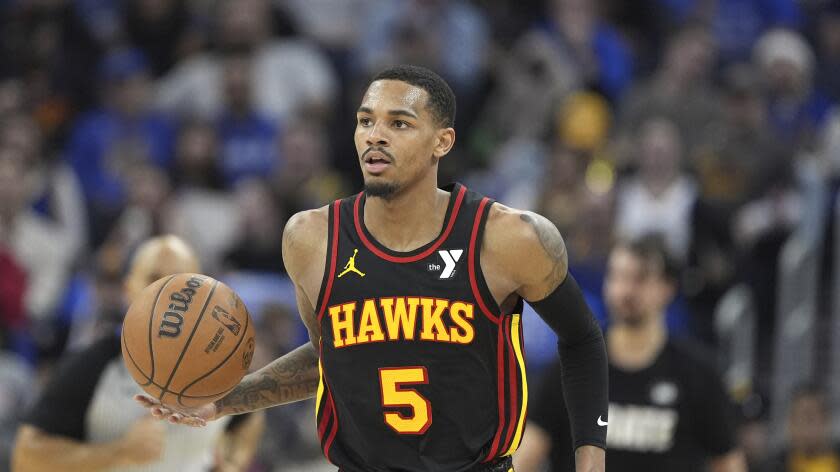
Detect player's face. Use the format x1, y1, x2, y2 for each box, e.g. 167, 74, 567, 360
604, 248, 673, 326
354, 80, 453, 199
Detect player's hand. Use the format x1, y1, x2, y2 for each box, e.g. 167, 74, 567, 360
134, 394, 217, 427
118, 416, 166, 465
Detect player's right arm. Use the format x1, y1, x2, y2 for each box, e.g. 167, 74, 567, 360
137, 207, 328, 425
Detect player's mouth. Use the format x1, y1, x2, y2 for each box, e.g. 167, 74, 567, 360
363, 152, 392, 175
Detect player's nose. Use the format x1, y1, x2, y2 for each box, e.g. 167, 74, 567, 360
365, 122, 389, 147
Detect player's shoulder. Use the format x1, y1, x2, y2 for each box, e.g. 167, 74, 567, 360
282, 205, 330, 276
484, 203, 565, 259
284, 205, 330, 240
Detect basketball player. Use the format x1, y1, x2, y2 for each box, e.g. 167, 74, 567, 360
136, 65, 608, 471
515, 236, 746, 472
13, 235, 264, 471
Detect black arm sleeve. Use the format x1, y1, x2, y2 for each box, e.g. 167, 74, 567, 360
529, 274, 609, 450
24, 335, 120, 440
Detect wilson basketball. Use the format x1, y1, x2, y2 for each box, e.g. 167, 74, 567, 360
121, 273, 256, 408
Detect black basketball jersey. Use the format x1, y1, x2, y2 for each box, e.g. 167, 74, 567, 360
313, 183, 526, 471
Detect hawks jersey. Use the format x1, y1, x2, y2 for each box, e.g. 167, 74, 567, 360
314, 183, 527, 471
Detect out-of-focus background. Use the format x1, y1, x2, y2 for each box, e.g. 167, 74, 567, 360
0, 0, 839, 470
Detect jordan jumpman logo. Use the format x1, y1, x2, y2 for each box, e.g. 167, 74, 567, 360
338, 249, 365, 278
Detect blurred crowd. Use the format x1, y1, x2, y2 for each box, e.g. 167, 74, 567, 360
1, 0, 840, 470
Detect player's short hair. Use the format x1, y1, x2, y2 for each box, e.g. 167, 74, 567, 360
616, 234, 680, 283
371, 65, 456, 128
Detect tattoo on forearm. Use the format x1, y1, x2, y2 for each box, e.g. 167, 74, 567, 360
216, 343, 320, 415
520, 212, 568, 291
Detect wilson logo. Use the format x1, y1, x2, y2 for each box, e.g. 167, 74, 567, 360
158, 276, 205, 338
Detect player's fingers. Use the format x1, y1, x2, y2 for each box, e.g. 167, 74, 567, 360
151, 406, 172, 419
134, 394, 160, 408
168, 413, 183, 424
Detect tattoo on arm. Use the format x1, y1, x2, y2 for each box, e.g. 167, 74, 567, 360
215, 343, 320, 416
520, 212, 568, 294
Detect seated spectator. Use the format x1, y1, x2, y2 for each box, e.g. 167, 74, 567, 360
65, 49, 175, 247
155, 0, 337, 122
223, 179, 285, 274
754, 28, 832, 153
616, 116, 697, 261
764, 384, 840, 472
167, 120, 241, 273
217, 48, 279, 186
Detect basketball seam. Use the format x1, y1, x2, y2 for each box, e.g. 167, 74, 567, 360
177, 304, 251, 406
159, 280, 219, 400
122, 332, 153, 386
146, 275, 178, 386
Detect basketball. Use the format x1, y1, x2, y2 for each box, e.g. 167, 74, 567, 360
121, 273, 256, 408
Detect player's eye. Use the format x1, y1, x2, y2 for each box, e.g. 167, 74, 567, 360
393, 120, 408, 129
358, 117, 372, 127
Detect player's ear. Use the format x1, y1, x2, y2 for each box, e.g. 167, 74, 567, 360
432, 127, 455, 159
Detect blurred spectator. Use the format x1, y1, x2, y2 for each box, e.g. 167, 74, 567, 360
0, 144, 75, 327
536, 0, 634, 102
223, 179, 286, 274
123, 0, 198, 77
469, 28, 579, 154
282, 0, 375, 52
155, 0, 338, 122
0, 352, 35, 470
250, 303, 322, 467
616, 23, 721, 164
764, 384, 840, 472
103, 161, 173, 259
166, 120, 241, 274
1, 113, 87, 264
737, 392, 771, 471
754, 28, 832, 152
515, 235, 746, 472
65, 48, 175, 248
710, 0, 801, 63
64, 245, 125, 351
271, 120, 348, 214
217, 48, 279, 186
355, 0, 489, 96
814, 4, 840, 105
616, 116, 697, 261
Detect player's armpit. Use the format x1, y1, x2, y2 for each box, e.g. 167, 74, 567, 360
214, 342, 320, 417
12, 422, 163, 471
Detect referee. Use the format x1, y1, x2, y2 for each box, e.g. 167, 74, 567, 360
12, 235, 264, 471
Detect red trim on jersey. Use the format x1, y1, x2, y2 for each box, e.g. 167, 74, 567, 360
318, 392, 333, 438
502, 316, 518, 452
317, 200, 342, 322
323, 390, 339, 461
352, 185, 467, 263
468, 197, 500, 324
484, 325, 507, 461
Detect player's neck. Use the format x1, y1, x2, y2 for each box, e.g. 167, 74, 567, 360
607, 316, 667, 371
363, 179, 449, 252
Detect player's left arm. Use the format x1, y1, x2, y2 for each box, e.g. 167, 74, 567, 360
484, 206, 607, 472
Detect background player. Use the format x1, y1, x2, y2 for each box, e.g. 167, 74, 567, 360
515, 235, 746, 471
136, 65, 608, 471
13, 235, 264, 471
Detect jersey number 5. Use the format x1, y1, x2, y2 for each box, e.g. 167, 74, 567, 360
378, 367, 432, 434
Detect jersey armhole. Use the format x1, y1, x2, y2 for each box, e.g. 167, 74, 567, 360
315, 200, 342, 322
468, 198, 508, 324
